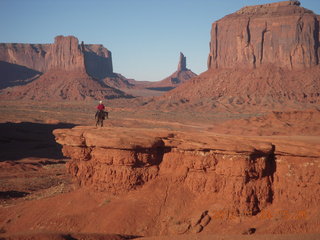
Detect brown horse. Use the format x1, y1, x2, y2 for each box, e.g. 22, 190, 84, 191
95, 110, 108, 127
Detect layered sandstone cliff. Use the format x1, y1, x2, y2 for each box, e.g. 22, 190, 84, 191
207, 1, 320, 70
53, 126, 320, 221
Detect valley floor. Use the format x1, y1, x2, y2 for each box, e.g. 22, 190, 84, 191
0, 100, 319, 239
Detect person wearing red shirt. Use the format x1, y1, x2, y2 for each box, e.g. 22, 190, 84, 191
97, 100, 105, 111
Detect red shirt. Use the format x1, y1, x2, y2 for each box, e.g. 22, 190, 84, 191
97, 104, 105, 111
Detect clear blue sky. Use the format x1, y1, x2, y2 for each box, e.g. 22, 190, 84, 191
1, 0, 319, 82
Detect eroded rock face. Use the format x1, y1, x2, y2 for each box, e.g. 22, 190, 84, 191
54, 126, 320, 218
207, 1, 320, 70
0, 35, 113, 79
45, 36, 85, 72
54, 127, 281, 216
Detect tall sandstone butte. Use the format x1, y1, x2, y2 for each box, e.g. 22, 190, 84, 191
0, 35, 113, 80
207, 0, 320, 70
153, 0, 320, 110
0, 36, 126, 100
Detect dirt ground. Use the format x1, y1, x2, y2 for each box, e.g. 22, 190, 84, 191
0, 99, 319, 239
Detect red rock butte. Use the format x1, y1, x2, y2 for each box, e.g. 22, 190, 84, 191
207, 0, 319, 70
0, 35, 113, 78
0, 35, 128, 100
149, 0, 320, 111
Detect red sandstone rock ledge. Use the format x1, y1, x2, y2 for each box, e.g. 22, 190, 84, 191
53, 126, 320, 219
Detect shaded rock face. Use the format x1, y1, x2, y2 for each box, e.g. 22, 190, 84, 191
83, 43, 113, 80
0, 61, 41, 89
207, 1, 320, 70
0, 35, 114, 82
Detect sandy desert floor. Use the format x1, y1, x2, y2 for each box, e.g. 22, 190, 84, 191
0, 99, 319, 240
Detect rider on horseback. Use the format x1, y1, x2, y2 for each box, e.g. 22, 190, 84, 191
95, 100, 108, 127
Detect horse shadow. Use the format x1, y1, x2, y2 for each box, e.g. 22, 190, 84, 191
0, 122, 76, 161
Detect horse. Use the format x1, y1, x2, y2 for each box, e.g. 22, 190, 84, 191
95, 110, 108, 127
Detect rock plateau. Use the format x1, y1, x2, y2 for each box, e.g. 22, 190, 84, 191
49, 126, 320, 235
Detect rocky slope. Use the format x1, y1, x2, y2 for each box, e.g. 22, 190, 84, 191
0, 70, 127, 101
149, 65, 320, 112
147, 1, 320, 110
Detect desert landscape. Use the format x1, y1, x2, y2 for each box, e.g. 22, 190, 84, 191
0, 1, 320, 240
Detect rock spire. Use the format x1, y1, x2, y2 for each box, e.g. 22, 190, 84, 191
177, 52, 187, 71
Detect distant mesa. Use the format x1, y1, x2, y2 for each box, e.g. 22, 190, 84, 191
148, 0, 320, 111
0, 35, 114, 81
0, 35, 196, 99
0, 35, 129, 100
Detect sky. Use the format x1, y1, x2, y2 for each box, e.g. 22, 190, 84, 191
1, 0, 319, 82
